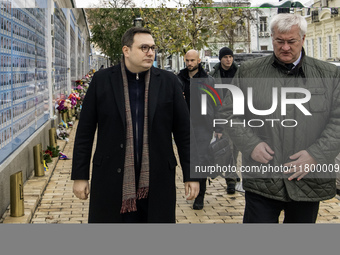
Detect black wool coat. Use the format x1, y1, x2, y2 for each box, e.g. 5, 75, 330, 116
71, 64, 192, 223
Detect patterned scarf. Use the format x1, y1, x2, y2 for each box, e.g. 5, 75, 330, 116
120, 60, 151, 214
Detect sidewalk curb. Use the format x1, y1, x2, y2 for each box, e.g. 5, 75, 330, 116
1, 120, 77, 224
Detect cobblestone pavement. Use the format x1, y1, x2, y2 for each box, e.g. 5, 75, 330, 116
3, 120, 340, 224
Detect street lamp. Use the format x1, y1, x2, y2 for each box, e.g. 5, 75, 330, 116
134, 17, 143, 27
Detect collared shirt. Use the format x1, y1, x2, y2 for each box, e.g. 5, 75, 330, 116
291, 52, 302, 70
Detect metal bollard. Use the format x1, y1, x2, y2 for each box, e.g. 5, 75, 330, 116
49, 128, 57, 148
33, 143, 45, 177
68, 109, 72, 119
61, 112, 68, 123
10, 171, 25, 217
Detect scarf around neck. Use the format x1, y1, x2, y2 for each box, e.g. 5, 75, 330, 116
120, 59, 151, 214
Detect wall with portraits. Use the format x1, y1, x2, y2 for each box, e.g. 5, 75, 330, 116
0, 5, 49, 163
0, 1, 90, 164
0, 0, 90, 217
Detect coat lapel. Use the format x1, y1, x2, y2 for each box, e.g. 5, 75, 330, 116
148, 67, 161, 130
110, 64, 126, 129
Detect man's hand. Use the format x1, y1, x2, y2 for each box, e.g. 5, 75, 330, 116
283, 150, 317, 181
73, 180, 90, 200
251, 142, 274, 163
185, 181, 199, 200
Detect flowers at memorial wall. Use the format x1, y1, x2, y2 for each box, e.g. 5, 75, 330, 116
68, 92, 80, 108
56, 99, 68, 114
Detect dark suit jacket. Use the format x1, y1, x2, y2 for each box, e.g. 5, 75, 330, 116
71, 64, 192, 223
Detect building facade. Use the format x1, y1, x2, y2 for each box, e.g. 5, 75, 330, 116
303, 0, 340, 61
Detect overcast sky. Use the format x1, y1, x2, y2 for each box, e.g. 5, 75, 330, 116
74, 0, 314, 8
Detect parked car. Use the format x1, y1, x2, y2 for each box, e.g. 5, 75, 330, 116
202, 56, 220, 74
233, 52, 273, 66
164, 65, 175, 73
328, 61, 340, 70
203, 52, 273, 73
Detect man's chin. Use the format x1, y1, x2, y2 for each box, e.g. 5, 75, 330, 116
188, 66, 198, 72
278, 54, 294, 64
142, 63, 153, 70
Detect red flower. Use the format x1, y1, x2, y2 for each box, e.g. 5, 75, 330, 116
44, 150, 53, 156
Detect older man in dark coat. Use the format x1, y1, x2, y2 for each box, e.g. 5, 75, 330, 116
71, 27, 199, 223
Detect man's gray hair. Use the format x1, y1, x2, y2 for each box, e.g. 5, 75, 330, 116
270, 14, 307, 39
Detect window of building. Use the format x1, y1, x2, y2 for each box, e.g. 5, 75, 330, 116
235, 20, 244, 36
260, 17, 267, 32
318, 37, 322, 59
328, 36, 332, 58
311, 39, 314, 57
338, 34, 340, 58
261, 46, 268, 51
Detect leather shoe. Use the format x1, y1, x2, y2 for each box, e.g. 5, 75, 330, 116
226, 183, 236, 194
193, 195, 204, 210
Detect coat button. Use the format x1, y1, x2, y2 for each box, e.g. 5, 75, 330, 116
120, 144, 124, 148
106, 156, 109, 159
117, 168, 122, 173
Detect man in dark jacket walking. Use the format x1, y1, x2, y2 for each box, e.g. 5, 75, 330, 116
218, 14, 340, 223
178, 49, 216, 210
210, 47, 238, 80
71, 27, 199, 223
211, 47, 239, 194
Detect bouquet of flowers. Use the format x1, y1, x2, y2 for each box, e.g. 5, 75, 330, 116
43, 149, 53, 163
68, 92, 81, 109
46, 145, 61, 158
57, 126, 70, 141
75, 81, 89, 95
74, 83, 88, 111
56, 99, 71, 114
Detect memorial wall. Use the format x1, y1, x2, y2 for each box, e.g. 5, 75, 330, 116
0, 0, 91, 216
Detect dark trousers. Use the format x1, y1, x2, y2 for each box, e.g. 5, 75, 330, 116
197, 178, 207, 198
122, 198, 149, 223
225, 147, 239, 185
243, 191, 320, 223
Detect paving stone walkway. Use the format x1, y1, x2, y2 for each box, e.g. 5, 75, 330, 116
2, 120, 340, 224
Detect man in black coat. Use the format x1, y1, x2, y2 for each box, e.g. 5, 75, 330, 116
71, 27, 199, 223
210, 47, 240, 194
178, 50, 216, 210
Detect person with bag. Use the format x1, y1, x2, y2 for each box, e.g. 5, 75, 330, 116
211, 47, 239, 194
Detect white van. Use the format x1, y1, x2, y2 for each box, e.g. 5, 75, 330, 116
201, 56, 219, 74
329, 61, 340, 70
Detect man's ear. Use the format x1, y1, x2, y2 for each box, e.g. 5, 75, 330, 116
122, 46, 129, 57
198, 58, 201, 64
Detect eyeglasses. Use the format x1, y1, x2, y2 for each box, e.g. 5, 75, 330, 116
274, 39, 300, 45
140, 44, 158, 53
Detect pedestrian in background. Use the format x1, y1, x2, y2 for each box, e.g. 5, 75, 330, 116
211, 47, 240, 195
178, 49, 217, 210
